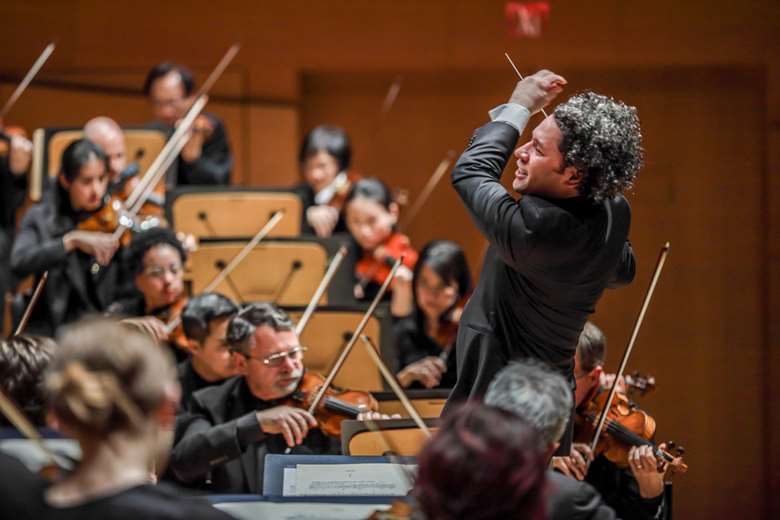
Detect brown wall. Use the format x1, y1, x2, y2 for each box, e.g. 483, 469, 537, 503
1, 1, 778, 518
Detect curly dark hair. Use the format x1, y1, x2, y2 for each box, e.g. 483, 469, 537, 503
124, 227, 187, 276
0, 335, 57, 428
553, 91, 644, 202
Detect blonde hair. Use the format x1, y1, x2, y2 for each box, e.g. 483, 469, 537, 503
46, 319, 174, 436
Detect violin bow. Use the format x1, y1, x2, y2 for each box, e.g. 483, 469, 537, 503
360, 335, 431, 437
590, 243, 671, 454
283, 256, 405, 454
0, 43, 56, 121
163, 210, 284, 335
398, 150, 456, 233
294, 245, 348, 337
504, 52, 548, 119
13, 271, 48, 336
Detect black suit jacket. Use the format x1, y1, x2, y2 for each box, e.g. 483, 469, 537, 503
169, 376, 338, 494
445, 122, 635, 408
547, 471, 617, 520
9, 201, 123, 335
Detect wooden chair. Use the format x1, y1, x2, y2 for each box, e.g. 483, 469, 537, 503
285, 305, 394, 392
28, 126, 166, 202
169, 187, 302, 239
341, 418, 440, 456
188, 239, 329, 306
372, 389, 449, 419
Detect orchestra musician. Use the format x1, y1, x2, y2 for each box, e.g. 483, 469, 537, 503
83, 117, 129, 186
143, 62, 233, 186
443, 70, 642, 457
295, 125, 354, 237
552, 322, 667, 519
169, 302, 386, 494
391, 240, 472, 389
344, 177, 418, 301
0, 335, 56, 429
10, 138, 124, 336
0, 319, 233, 520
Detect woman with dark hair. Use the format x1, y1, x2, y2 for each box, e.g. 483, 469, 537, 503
0, 335, 57, 428
344, 177, 418, 301
413, 402, 548, 520
392, 240, 471, 389
294, 125, 356, 237
10, 138, 125, 336
0, 319, 232, 519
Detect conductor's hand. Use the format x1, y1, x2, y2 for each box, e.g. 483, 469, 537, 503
397, 356, 446, 388
63, 230, 119, 266
508, 70, 567, 115
256, 406, 318, 448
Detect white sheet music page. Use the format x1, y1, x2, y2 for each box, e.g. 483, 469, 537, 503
214, 501, 389, 520
293, 463, 416, 496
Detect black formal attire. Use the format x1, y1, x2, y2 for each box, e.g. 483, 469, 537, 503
176, 358, 222, 412
444, 111, 636, 452
9, 197, 125, 336
0, 452, 232, 520
585, 455, 664, 520
148, 112, 232, 186
169, 375, 339, 494
547, 470, 617, 520
0, 155, 28, 331
393, 316, 457, 389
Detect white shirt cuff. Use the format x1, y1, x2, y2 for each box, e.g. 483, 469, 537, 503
488, 103, 531, 133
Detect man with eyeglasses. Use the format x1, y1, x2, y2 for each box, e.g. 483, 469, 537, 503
169, 302, 386, 494
143, 62, 233, 186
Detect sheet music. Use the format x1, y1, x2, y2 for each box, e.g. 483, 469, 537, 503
215, 501, 389, 520
282, 467, 297, 496
293, 463, 416, 496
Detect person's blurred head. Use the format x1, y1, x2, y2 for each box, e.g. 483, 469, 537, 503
0, 335, 56, 427
414, 402, 548, 520
180, 293, 239, 382
574, 321, 606, 407
345, 177, 398, 252
58, 138, 109, 213
126, 228, 187, 311
45, 319, 179, 452
226, 303, 303, 401
413, 240, 471, 323
83, 117, 126, 181
485, 360, 572, 456
143, 63, 195, 127
299, 125, 351, 194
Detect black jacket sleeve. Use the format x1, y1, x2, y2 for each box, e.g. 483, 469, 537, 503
9, 205, 68, 277
608, 241, 636, 288
451, 121, 551, 270
177, 116, 232, 185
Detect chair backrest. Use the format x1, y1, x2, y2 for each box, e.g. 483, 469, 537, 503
188, 240, 328, 306
341, 418, 440, 456
29, 126, 167, 201
286, 306, 393, 392
169, 188, 302, 238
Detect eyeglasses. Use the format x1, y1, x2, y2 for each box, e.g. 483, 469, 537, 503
249, 346, 307, 367
142, 264, 183, 279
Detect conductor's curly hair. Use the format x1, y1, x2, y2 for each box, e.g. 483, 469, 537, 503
553, 91, 644, 202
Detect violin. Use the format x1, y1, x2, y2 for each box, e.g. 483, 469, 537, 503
283, 371, 378, 438
354, 233, 418, 299
111, 150, 167, 224
574, 389, 687, 475
192, 113, 215, 140
154, 296, 189, 352
76, 194, 133, 247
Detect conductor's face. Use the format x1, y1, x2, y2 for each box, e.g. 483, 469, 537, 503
513, 115, 579, 199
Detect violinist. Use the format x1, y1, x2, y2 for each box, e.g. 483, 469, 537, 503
83, 117, 128, 186
10, 139, 123, 336
170, 302, 385, 494
392, 240, 472, 389
345, 177, 418, 301
553, 322, 667, 520
143, 62, 232, 186
295, 125, 354, 237
177, 292, 240, 410
108, 227, 189, 358
0, 319, 233, 520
